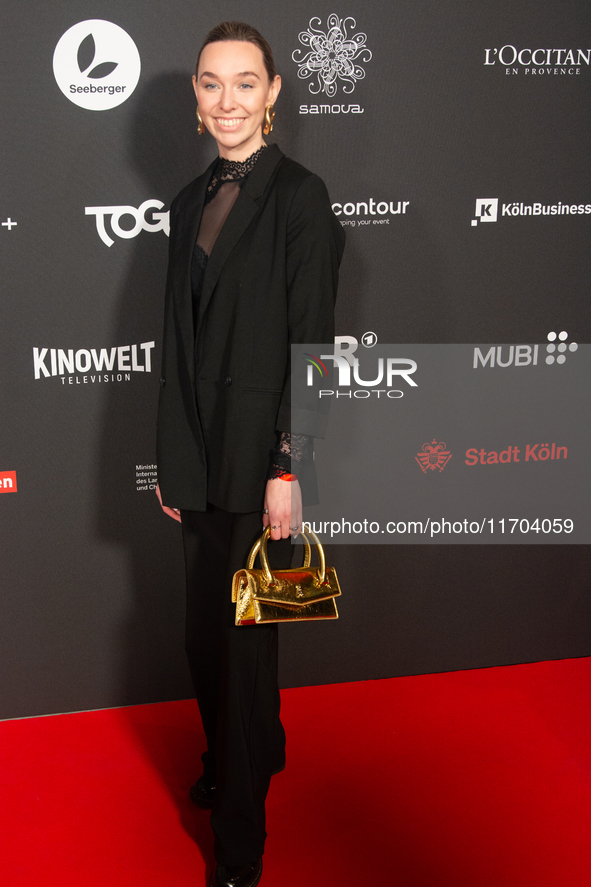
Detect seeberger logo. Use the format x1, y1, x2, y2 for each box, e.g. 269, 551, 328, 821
294, 14, 372, 114
471, 197, 591, 226
53, 20, 141, 110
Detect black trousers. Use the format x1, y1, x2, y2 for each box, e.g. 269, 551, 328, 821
181, 505, 291, 866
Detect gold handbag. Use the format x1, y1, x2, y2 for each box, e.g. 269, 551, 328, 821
232, 525, 341, 625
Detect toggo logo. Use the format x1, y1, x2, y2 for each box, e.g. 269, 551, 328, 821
86, 200, 169, 247
307, 335, 418, 399
472, 197, 591, 225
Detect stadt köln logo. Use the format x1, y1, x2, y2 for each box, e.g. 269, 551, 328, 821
293, 14, 372, 102
416, 440, 452, 473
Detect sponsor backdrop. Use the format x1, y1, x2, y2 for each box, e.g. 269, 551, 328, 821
1, 0, 590, 718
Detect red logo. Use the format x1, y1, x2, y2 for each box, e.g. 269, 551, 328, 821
0, 471, 17, 493
416, 441, 452, 473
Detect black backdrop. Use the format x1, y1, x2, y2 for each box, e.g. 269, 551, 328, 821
1, 0, 590, 719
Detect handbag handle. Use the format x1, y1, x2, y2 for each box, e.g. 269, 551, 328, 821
247, 525, 326, 586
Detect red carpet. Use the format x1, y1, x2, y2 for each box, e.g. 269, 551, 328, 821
1, 658, 590, 886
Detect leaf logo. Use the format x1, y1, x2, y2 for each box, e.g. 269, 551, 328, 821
53, 20, 141, 110
77, 33, 118, 79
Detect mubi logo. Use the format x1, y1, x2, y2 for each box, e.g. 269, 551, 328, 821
85, 200, 169, 247
472, 198, 498, 226
53, 20, 141, 110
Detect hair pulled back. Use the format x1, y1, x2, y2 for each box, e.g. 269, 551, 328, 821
196, 21, 277, 82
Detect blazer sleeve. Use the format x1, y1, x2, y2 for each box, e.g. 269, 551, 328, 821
275, 172, 345, 436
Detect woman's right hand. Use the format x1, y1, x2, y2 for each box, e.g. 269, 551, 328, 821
155, 483, 182, 523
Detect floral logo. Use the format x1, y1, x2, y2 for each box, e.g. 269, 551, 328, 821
292, 14, 372, 97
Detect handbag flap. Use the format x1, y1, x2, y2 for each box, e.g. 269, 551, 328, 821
235, 567, 341, 607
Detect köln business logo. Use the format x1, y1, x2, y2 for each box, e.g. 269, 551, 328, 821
471, 197, 591, 226
53, 20, 141, 110
293, 14, 372, 115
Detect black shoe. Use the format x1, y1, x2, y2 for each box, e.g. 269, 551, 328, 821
189, 774, 215, 809
209, 858, 262, 887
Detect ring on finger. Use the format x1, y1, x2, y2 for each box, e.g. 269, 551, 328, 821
271, 525, 280, 529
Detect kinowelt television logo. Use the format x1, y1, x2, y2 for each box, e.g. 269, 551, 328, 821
305, 335, 418, 399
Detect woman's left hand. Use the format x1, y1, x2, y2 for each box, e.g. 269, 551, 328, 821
264, 478, 302, 540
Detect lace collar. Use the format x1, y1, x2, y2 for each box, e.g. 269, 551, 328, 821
206, 145, 267, 203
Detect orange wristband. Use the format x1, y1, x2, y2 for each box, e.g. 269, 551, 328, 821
278, 473, 296, 482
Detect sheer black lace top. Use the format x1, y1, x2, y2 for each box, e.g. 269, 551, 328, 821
190, 145, 310, 480
190, 145, 267, 321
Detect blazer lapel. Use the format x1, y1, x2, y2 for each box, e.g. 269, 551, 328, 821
198, 144, 284, 326
172, 159, 215, 381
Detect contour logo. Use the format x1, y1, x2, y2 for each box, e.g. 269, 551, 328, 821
53, 20, 141, 110
293, 14, 372, 97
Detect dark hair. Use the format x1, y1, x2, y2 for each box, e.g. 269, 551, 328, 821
196, 21, 277, 82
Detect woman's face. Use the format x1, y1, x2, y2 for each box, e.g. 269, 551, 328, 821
193, 40, 281, 161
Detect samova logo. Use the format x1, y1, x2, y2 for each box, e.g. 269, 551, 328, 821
53, 20, 141, 110
293, 14, 372, 114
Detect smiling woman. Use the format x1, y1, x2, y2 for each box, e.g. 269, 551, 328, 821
193, 25, 281, 161
155, 21, 345, 887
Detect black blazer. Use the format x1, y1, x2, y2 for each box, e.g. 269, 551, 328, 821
157, 144, 345, 512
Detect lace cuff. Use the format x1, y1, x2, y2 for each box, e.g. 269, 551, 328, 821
267, 432, 311, 480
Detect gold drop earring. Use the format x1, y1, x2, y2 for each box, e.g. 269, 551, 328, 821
196, 107, 204, 135
263, 105, 275, 135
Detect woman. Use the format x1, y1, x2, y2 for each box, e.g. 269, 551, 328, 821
156, 22, 345, 887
